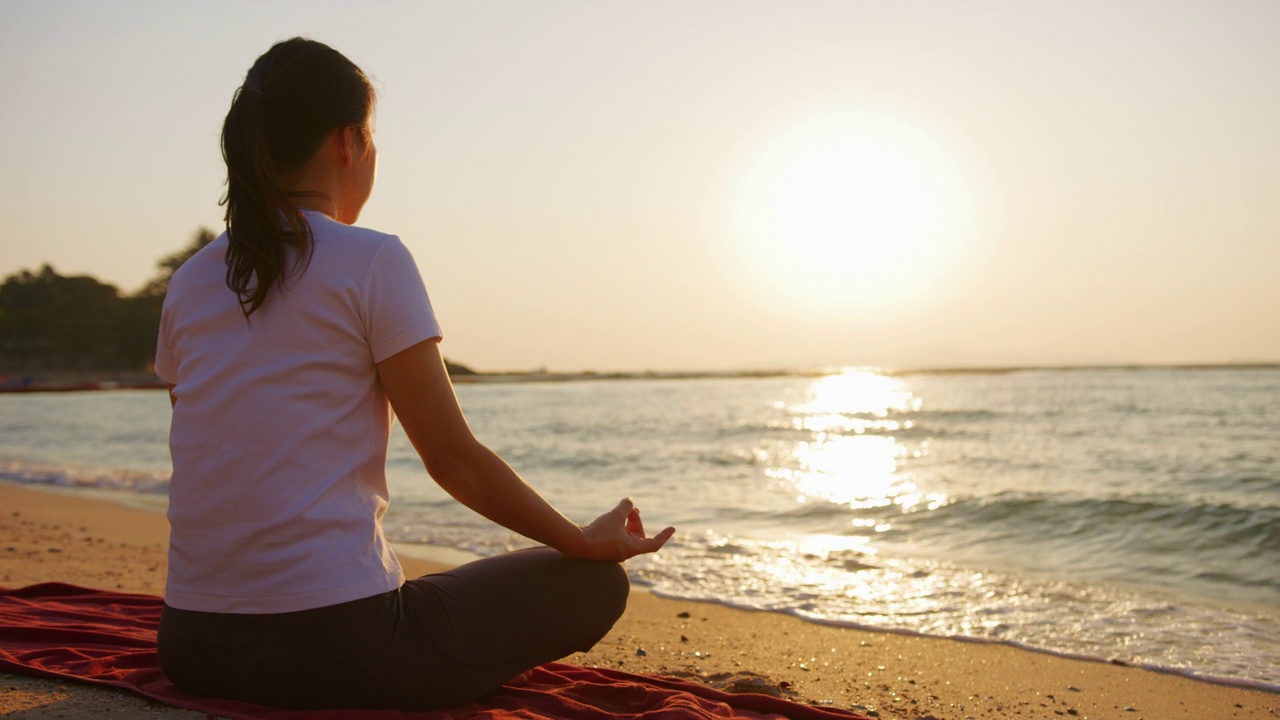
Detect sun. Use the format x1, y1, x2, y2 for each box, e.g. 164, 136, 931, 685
712, 100, 987, 317
768, 139, 932, 289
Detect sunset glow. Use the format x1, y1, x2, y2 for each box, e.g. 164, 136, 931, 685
2, 1, 1277, 371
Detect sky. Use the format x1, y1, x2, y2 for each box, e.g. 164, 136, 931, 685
1, 0, 1277, 372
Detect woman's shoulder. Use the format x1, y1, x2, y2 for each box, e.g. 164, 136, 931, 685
308, 213, 406, 255
168, 233, 230, 291
305, 216, 423, 291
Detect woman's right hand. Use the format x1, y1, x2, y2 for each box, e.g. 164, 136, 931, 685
576, 498, 676, 562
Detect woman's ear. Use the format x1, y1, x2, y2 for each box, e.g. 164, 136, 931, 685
331, 125, 359, 167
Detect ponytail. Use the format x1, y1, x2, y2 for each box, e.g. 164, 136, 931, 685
220, 38, 374, 317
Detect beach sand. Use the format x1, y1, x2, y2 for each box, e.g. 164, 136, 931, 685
0, 483, 1274, 719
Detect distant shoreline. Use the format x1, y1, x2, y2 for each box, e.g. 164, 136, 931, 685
0, 370, 166, 394
3, 361, 1277, 393
888, 361, 1280, 376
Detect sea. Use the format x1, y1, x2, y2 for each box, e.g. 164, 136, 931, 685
1, 367, 1276, 691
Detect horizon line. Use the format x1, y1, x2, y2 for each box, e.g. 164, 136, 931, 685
452, 360, 1280, 382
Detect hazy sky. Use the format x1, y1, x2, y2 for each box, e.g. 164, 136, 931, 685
2, 0, 1277, 372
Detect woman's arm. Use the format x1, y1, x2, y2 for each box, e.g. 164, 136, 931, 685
376, 338, 674, 561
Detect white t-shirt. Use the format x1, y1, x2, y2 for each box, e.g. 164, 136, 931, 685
155, 210, 442, 614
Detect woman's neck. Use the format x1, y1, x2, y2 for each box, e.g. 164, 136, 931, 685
285, 190, 337, 219
275, 125, 369, 225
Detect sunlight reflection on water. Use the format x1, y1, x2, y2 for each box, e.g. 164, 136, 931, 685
791, 369, 920, 416
769, 370, 945, 518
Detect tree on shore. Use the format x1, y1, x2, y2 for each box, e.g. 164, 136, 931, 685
0, 265, 125, 371
0, 229, 214, 374
136, 228, 216, 300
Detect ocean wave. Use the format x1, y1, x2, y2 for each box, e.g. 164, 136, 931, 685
714, 419, 933, 441
0, 460, 170, 495
915, 491, 1277, 534
1233, 474, 1280, 491
633, 544, 1280, 693
910, 408, 1002, 421
889, 491, 1280, 598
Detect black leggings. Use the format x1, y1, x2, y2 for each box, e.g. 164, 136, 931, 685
157, 547, 629, 710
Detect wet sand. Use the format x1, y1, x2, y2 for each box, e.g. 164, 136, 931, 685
0, 483, 1275, 719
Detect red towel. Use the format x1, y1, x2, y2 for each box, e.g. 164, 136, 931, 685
0, 583, 869, 720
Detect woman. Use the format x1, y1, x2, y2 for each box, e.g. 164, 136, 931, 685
155, 37, 674, 711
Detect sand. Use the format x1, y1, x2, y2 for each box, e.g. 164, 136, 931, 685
0, 483, 1275, 720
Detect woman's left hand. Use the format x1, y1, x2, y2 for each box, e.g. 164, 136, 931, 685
576, 498, 675, 562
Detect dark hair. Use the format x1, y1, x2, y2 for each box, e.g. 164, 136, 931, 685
221, 37, 375, 316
